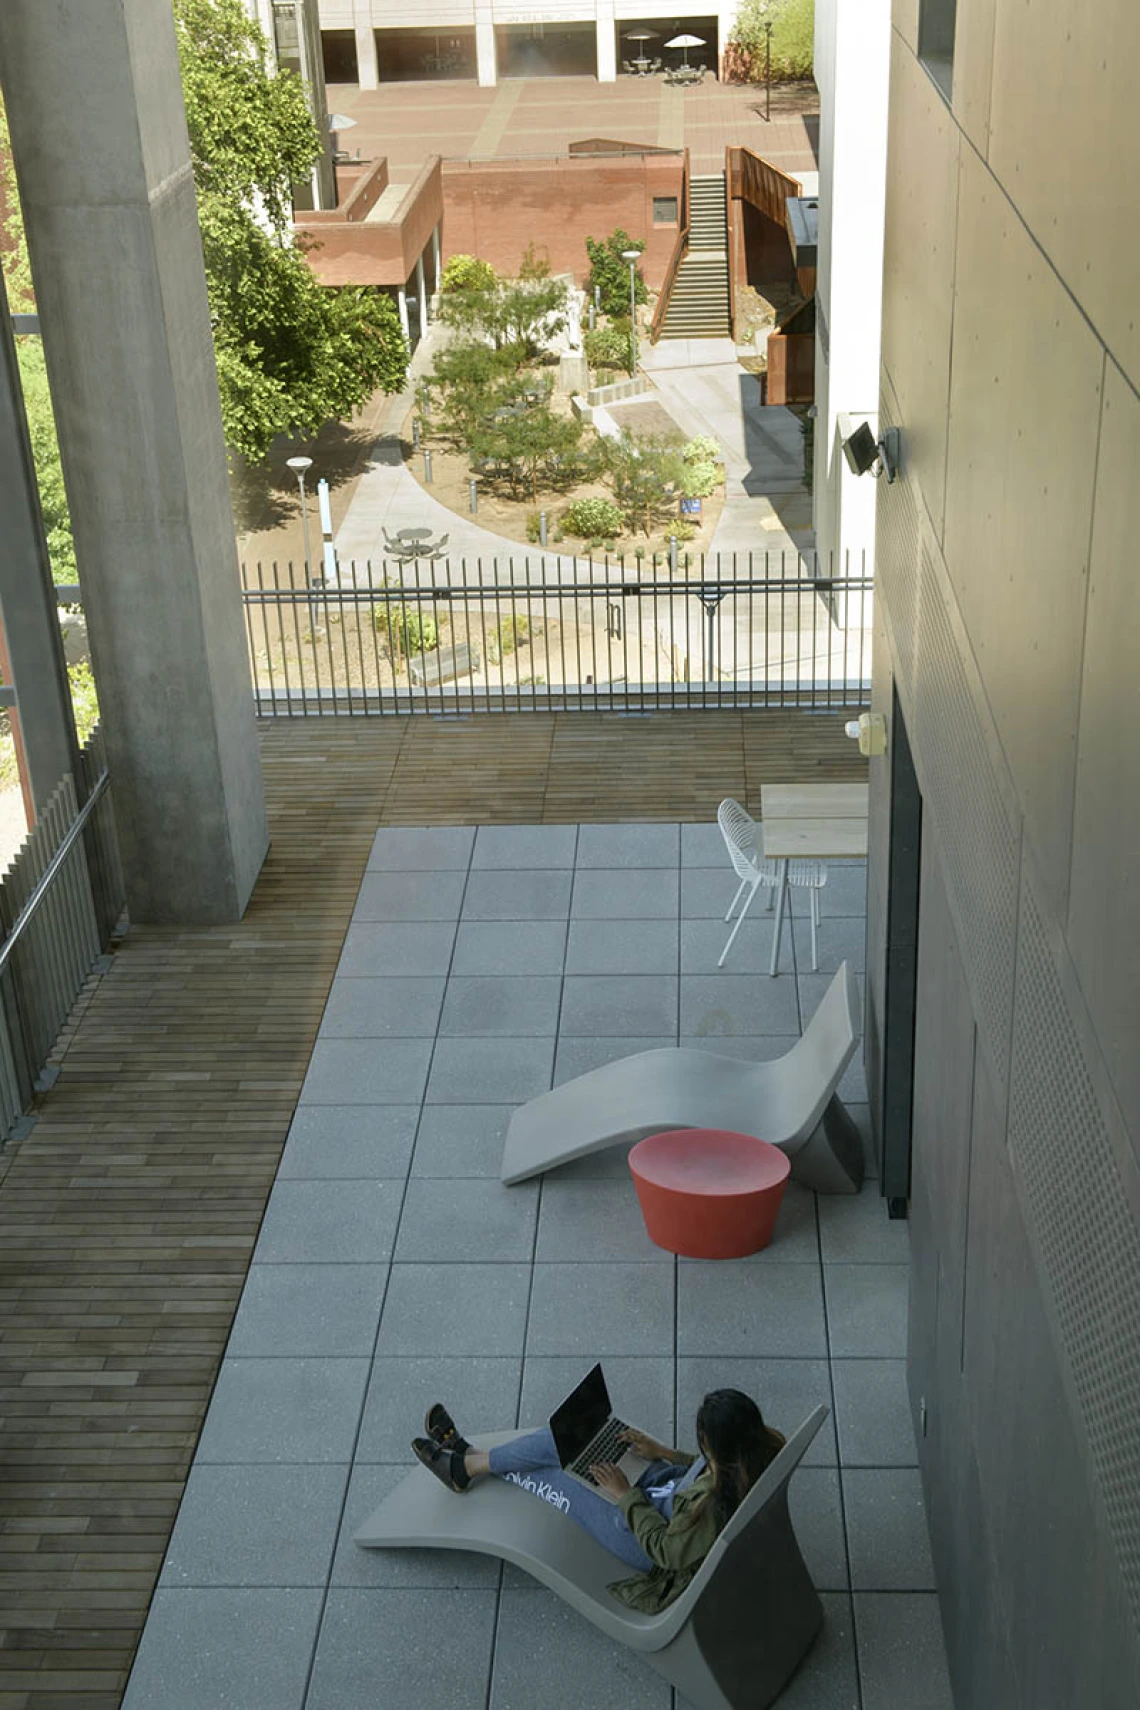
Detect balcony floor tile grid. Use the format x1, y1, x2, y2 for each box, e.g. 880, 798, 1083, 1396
124, 824, 950, 1710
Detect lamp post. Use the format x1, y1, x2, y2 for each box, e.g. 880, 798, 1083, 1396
621, 248, 641, 377
286, 455, 314, 578
764, 21, 773, 123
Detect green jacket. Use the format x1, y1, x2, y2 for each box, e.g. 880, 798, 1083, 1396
608, 1452, 721, 1615
607, 1427, 785, 1614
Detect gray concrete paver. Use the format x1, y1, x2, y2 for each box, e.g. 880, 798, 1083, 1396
130, 824, 950, 1709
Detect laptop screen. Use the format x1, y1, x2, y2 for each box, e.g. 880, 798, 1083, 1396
549, 1363, 612, 1467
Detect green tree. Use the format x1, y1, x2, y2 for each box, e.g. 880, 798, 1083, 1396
601, 432, 687, 537
436, 275, 568, 357
585, 230, 646, 319
425, 341, 528, 448
173, 0, 406, 461
1, 101, 76, 584
728, 0, 815, 80
469, 403, 585, 503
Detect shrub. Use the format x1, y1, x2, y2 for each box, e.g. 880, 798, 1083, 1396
583, 326, 629, 371
561, 497, 625, 539
374, 603, 439, 661
665, 520, 696, 544
684, 435, 721, 463
68, 660, 100, 744
440, 254, 497, 293
526, 511, 544, 543
498, 614, 529, 656
585, 230, 647, 319
518, 241, 551, 280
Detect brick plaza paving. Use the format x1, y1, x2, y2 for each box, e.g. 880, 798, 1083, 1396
325, 74, 819, 181
123, 821, 953, 1710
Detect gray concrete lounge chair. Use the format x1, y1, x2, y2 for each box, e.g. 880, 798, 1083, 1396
501, 961, 864, 1194
355, 1406, 828, 1710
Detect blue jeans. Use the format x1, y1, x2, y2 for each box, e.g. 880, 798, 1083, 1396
487, 1427, 654, 1572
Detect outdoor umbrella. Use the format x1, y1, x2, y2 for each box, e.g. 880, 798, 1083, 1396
626, 31, 657, 41
665, 32, 705, 65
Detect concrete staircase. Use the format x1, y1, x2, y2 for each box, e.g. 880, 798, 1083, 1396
657, 173, 731, 340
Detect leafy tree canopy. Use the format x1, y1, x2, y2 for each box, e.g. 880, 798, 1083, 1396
728, 0, 815, 79
601, 431, 688, 537
173, 0, 406, 462
585, 230, 646, 320
1, 102, 75, 584
436, 274, 568, 357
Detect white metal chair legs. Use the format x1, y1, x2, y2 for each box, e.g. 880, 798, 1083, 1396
719, 868, 777, 968
717, 799, 826, 975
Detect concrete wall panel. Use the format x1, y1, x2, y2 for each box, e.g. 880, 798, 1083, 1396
1067, 360, 1140, 1130
891, 0, 920, 53
961, 1064, 1114, 1709
988, 0, 1140, 389
942, 143, 1103, 911
951, 0, 996, 156
880, 38, 958, 534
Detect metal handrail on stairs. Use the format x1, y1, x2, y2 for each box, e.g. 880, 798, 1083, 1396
649, 151, 690, 345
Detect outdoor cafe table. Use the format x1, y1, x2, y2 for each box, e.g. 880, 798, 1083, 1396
758, 783, 869, 977
396, 527, 434, 542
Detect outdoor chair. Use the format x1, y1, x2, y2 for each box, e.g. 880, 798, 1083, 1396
622, 59, 638, 74
427, 532, 450, 559
355, 1406, 828, 1710
717, 797, 827, 970
650, 57, 664, 72
500, 961, 864, 1194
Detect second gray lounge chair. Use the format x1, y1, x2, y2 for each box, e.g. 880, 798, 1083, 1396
356, 1406, 829, 1710
501, 961, 863, 1193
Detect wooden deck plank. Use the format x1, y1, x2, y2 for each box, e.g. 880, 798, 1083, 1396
0, 712, 865, 1704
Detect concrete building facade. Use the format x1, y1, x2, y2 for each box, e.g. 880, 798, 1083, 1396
865, 1, 1140, 1703
315, 2, 738, 88
810, 0, 889, 578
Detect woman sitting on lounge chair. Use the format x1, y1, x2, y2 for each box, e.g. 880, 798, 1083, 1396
412, 1388, 784, 1612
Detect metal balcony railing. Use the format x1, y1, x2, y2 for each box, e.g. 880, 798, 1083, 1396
0, 726, 125, 1143
240, 554, 873, 717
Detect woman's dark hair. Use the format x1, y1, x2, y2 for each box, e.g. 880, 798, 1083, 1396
694, 1389, 780, 1532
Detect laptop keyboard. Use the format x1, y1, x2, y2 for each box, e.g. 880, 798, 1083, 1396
570, 1417, 632, 1484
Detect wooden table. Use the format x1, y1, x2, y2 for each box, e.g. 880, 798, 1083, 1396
759, 783, 869, 976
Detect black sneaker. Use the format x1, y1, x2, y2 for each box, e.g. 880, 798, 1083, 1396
412, 1436, 471, 1492
424, 1402, 471, 1457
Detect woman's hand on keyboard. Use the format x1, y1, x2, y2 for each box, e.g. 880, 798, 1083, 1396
620, 1428, 670, 1461
589, 1462, 631, 1498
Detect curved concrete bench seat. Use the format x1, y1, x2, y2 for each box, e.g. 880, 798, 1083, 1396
355, 1407, 828, 1710
501, 962, 864, 1194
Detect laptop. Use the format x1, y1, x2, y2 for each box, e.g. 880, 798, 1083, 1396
548, 1363, 652, 1502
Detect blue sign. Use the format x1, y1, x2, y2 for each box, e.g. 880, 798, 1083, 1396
680, 498, 702, 516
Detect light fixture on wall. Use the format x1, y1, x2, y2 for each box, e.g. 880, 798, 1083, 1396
845, 712, 888, 757
840, 419, 900, 484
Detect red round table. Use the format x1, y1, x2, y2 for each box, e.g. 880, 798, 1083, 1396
629, 1128, 791, 1258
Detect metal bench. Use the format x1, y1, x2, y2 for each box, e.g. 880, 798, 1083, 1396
356, 1407, 828, 1710
408, 641, 479, 688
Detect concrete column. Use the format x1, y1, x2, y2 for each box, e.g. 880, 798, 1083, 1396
398, 288, 411, 343
432, 223, 442, 290
416, 253, 428, 326
0, 0, 268, 924
354, 1, 378, 88
596, 5, 617, 82
475, 19, 497, 86
0, 284, 79, 814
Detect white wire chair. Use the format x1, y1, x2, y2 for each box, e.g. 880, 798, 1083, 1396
716, 798, 828, 971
